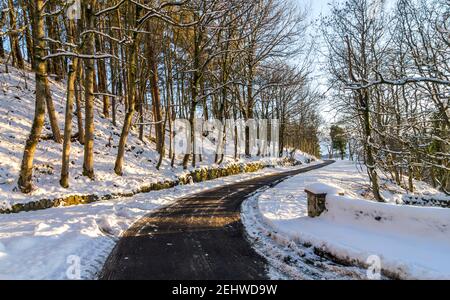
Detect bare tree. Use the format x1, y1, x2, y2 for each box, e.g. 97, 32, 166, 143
17, 0, 48, 193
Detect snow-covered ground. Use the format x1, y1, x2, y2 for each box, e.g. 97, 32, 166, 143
0, 65, 307, 210
242, 160, 450, 279
0, 64, 322, 280
6, 64, 448, 280
0, 164, 308, 280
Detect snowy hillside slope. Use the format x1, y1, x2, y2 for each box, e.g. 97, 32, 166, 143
0, 65, 306, 210
0, 65, 163, 206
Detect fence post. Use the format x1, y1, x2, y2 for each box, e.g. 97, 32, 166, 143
305, 189, 327, 217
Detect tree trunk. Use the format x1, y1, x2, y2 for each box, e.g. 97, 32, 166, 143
60, 64, 78, 186
245, 85, 254, 157
165, 41, 174, 160
109, 26, 118, 126
361, 91, 383, 202
115, 3, 138, 176
157, 106, 169, 169
60, 20, 79, 188
18, 0, 46, 193
115, 110, 134, 175
148, 41, 165, 159
20, 0, 34, 67
45, 84, 63, 143
75, 63, 85, 144
95, 30, 109, 118
8, 0, 24, 69
182, 97, 197, 169
45, 1, 64, 80
215, 77, 227, 164
82, 1, 96, 179
408, 164, 414, 193
0, 35, 4, 58
245, 50, 255, 157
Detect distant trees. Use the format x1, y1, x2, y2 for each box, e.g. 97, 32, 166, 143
330, 125, 347, 160
7, 0, 23, 69
323, 0, 450, 197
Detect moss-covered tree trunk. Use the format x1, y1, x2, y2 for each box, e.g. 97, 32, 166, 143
18, 0, 47, 193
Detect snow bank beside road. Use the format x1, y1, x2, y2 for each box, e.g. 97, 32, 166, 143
323, 188, 450, 237
0, 164, 301, 279
293, 150, 317, 164
244, 160, 450, 279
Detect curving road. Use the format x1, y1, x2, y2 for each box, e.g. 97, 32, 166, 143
99, 161, 335, 280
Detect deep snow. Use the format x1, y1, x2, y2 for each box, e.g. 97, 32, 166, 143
0, 65, 315, 210
242, 160, 450, 279
0, 164, 309, 279
0, 64, 320, 279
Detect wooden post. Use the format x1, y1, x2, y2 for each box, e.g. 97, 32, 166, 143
305, 189, 327, 217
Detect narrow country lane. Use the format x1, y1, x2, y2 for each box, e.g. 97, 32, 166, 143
99, 161, 335, 280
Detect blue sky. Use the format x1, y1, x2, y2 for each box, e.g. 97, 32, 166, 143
307, 0, 331, 16
297, 0, 332, 19
293, 0, 336, 124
